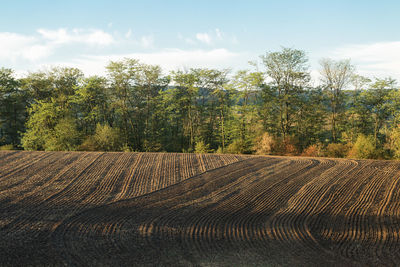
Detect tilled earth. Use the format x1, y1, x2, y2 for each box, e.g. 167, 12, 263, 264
1, 151, 400, 266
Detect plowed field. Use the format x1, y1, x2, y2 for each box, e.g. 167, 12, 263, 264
1, 151, 400, 266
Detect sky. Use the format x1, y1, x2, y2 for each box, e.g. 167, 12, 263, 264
1, 0, 400, 83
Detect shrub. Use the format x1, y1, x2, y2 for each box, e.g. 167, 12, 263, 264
44, 118, 80, 151
254, 132, 275, 155
388, 126, 400, 159
79, 124, 122, 151
0, 144, 14, 151
225, 139, 246, 154
194, 140, 211, 154
21, 127, 47, 151
215, 147, 225, 154
348, 134, 376, 159
326, 143, 351, 158
273, 136, 300, 156
143, 140, 162, 152
301, 144, 324, 157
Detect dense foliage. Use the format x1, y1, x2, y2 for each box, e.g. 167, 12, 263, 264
1, 48, 399, 159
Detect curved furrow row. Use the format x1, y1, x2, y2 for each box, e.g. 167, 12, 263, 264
0, 152, 88, 232
383, 177, 400, 263
288, 158, 359, 237
46, 153, 252, 265
53, 157, 334, 265
209, 158, 319, 253
306, 160, 395, 265
314, 163, 374, 240
0, 151, 55, 192
117, 153, 247, 199
315, 163, 376, 251
352, 167, 398, 263
163, 157, 305, 255
0, 151, 40, 173
122, 157, 271, 253
264, 159, 344, 259
125, 153, 161, 197
80, 153, 139, 205
0, 153, 103, 233
0, 151, 26, 167
336, 166, 389, 261
369, 166, 400, 264
2, 151, 400, 266
116, 152, 143, 199
144, 158, 284, 255
164, 159, 276, 255
0, 152, 81, 214
50, 158, 268, 265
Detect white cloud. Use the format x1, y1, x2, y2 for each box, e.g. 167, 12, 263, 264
58, 48, 243, 76
0, 28, 250, 77
139, 35, 154, 48
0, 28, 116, 64
85, 30, 114, 46
0, 32, 51, 61
178, 33, 196, 45
37, 28, 114, 46
196, 33, 212, 45
125, 29, 132, 38
331, 41, 400, 80
215, 28, 223, 40
231, 35, 239, 44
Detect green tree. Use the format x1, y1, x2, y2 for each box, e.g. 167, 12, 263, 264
294, 87, 327, 150
388, 124, 400, 159
45, 118, 80, 151
0, 68, 27, 147
348, 134, 376, 159
170, 70, 199, 151
319, 58, 354, 142
80, 123, 122, 151
230, 70, 264, 153
261, 47, 310, 138
71, 76, 110, 135
362, 78, 395, 146
21, 99, 61, 150
134, 63, 169, 151
106, 58, 141, 149
344, 75, 372, 143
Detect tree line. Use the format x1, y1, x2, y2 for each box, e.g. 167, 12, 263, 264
1, 47, 400, 159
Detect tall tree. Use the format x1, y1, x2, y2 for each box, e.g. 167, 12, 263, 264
319, 58, 354, 142
134, 63, 169, 151
0, 68, 27, 147
230, 70, 264, 153
261, 47, 310, 138
170, 70, 199, 151
71, 76, 110, 135
106, 58, 141, 149
363, 78, 396, 146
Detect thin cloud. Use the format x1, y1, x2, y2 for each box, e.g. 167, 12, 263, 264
332, 41, 400, 80
0, 32, 51, 61
37, 28, 114, 46
215, 28, 223, 40
125, 29, 132, 39
1, 29, 249, 77
139, 35, 154, 48
0, 28, 116, 63
196, 33, 212, 45
57, 48, 243, 75
178, 33, 196, 45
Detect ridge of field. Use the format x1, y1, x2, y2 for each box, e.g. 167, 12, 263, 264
1, 151, 400, 266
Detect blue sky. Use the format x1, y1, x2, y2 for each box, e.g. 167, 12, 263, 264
1, 0, 400, 81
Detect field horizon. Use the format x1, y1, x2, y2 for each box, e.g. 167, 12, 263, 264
1, 150, 400, 266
